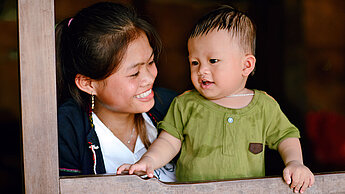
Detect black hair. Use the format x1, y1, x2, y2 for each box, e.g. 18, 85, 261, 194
56, 2, 162, 109
189, 5, 256, 55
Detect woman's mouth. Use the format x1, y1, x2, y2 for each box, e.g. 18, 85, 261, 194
135, 89, 152, 99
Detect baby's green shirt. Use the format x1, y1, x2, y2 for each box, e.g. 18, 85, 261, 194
158, 89, 300, 182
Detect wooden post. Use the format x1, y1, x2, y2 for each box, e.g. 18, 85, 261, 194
18, 0, 59, 193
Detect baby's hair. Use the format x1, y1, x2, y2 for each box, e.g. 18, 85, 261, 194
189, 5, 256, 55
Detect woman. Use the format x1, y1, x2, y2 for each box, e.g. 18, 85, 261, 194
56, 2, 176, 182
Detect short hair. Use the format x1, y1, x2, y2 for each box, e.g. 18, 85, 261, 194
189, 5, 256, 55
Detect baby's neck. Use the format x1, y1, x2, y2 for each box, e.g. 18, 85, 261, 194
211, 88, 254, 109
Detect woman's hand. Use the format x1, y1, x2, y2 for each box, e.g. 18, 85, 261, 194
283, 160, 315, 193
117, 156, 155, 178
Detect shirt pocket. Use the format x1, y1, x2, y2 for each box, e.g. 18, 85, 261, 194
248, 142, 263, 154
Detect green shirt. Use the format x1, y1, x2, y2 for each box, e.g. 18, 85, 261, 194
158, 89, 300, 182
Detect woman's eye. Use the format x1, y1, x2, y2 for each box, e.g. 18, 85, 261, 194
209, 59, 219, 64
148, 60, 155, 65
130, 72, 139, 77
191, 61, 199, 66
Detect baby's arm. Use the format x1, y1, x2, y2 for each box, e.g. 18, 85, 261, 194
278, 137, 314, 193
117, 131, 181, 178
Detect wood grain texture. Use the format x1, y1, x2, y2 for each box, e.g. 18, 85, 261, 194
18, 0, 59, 193
60, 172, 345, 194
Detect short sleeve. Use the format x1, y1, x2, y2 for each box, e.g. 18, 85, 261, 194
265, 100, 300, 150
157, 97, 185, 141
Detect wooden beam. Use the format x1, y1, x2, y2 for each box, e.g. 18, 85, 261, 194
18, 0, 59, 193
60, 172, 345, 193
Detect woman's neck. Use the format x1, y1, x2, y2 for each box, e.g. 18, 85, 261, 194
94, 106, 138, 152
93, 105, 135, 136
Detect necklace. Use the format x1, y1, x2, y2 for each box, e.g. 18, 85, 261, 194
226, 93, 254, 98
127, 128, 135, 144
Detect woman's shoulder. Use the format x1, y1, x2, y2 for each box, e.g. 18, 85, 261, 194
153, 87, 178, 101
58, 98, 85, 117
57, 98, 89, 131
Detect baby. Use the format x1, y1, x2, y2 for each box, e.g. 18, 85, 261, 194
118, 5, 314, 193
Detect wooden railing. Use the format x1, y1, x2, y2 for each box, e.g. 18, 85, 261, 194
60, 172, 345, 193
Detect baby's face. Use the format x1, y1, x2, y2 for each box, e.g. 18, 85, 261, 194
188, 29, 247, 100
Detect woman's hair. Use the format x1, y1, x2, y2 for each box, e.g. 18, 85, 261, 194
189, 5, 256, 55
56, 2, 161, 148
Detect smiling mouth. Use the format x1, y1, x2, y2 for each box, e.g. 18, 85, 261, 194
135, 89, 152, 99
202, 80, 213, 86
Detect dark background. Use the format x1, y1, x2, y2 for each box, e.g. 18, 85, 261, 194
0, 0, 344, 193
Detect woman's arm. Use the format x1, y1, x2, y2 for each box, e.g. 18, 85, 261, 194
58, 99, 105, 176
58, 109, 83, 176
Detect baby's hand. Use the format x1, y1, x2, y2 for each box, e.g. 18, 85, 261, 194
283, 160, 315, 193
117, 156, 155, 178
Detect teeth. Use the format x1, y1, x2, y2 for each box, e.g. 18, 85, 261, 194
202, 80, 211, 85
135, 89, 152, 99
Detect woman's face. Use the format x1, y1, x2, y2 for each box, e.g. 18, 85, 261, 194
93, 32, 157, 115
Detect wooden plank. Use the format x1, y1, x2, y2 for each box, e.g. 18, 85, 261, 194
60, 172, 345, 193
18, 0, 59, 193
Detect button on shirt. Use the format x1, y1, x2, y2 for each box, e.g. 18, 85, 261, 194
93, 112, 176, 182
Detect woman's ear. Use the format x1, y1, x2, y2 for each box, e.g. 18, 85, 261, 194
75, 74, 96, 95
242, 54, 256, 76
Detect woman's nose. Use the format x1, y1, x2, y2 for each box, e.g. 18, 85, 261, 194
141, 64, 157, 86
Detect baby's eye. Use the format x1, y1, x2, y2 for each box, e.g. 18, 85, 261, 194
209, 59, 219, 64
191, 61, 199, 66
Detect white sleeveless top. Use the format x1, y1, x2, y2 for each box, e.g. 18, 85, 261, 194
92, 112, 176, 182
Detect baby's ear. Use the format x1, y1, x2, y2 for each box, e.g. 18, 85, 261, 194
242, 54, 256, 76
75, 74, 96, 95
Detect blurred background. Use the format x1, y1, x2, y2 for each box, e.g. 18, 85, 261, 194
0, 0, 344, 193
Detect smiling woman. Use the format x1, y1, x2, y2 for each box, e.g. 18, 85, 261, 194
55, 2, 177, 182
